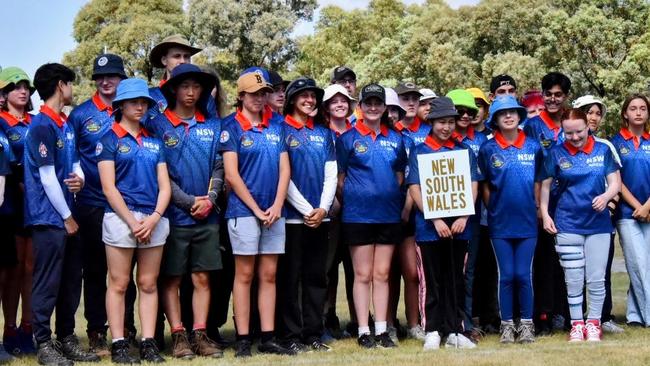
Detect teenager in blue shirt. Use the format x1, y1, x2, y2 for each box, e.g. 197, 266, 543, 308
25, 63, 100, 366
97, 78, 171, 363
407, 96, 480, 350
275, 77, 336, 352
337, 84, 406, 349
540, 108, 621, 342
0, 66, 36, 355
67, 54, 128, 356
610, 94, 650, 327
478, 96, 543, 344
146, 64, 223, 359
220, 71, 293, 357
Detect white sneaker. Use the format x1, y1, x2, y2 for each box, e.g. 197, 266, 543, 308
445, 333, 476, 349
407, 325, 426, 341
601, 320, 624, 334
423, 331, 441, 351
585, 320, 602, 342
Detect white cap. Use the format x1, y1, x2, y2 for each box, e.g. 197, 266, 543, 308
323, 84, 355, 103
385, 87, 406, 112
572, 95, 607, 119
419, 88, 437, 102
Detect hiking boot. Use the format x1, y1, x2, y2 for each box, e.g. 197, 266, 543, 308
3, 326, 20, 356
423, 331, 441, 351
234, 339, 252, 358
88, 331, 110, 357
190, 330, 223, 358
463, 328, 483, 344
517, 321, 535, 343
445, 333, 476, 349
407, 325, 426, 341
0, 344, 14, 364
375, 332, 397, 348
207, 329, 232, 349
601, 320, 624, 334
139, 338, 164, 363
37, 340, 73, 366
258, 338, 296, 355
585, 320, 602, 342
500, 322, 516, 344
568, 321, 585, 342
309, 339, 331, 352
110, 339, 139, 364
170, 331, 195, 359
357, 334, 375, 349
59, 334, 100, 362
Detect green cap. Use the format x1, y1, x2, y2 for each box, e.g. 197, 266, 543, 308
0, 67, 34, 93
446, 89, 478, 111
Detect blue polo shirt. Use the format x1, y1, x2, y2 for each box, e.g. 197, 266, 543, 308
543, 136, 619, 234
0, 110, 31, 165
146, 109, 221, 226
219, 107, 287, 219
68, 92, 115, 207
395, 117, 430, 156
452, 126, 488, 158
611, 128, 650, 221
97, 123, 164, 215
0, 129, 16, 215
524, 110, 565, 156
336, 120, 407, 224
24, 106, 77, 228
478, 130, 544, 239
284, 115, 336, 220
406, 135, 481, 242
148, 83, 218, 120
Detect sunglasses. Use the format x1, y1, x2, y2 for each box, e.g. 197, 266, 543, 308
456, 107, 477, 118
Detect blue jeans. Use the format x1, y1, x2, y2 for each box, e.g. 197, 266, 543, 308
491, 237, 536, 321
617, 219, 650, 325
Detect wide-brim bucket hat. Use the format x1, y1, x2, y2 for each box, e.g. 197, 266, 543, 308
112, 78, 156, 108
486, 95, 527, 130
284, 77, 324, 113
161, 64, 218, 100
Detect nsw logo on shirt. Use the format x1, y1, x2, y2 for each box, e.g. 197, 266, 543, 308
265, 133, 280, 143
586, 155, 604, 167
143, 141, 160, 152
380, 140, 397, 149
195, 128, 214, 142
517, 153, 535, 165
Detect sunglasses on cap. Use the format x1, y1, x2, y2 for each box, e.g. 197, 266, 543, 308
456, 107, 477, 118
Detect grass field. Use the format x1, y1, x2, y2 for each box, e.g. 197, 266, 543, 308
4, 257, 650, 365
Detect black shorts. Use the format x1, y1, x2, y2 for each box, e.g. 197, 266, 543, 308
341, 223, 402, 246
0, 215, 17, 268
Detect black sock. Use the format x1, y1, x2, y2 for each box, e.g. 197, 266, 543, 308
236, 333, 250, 342
260, 331, 273, 343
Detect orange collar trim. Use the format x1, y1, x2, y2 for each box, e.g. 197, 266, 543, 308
92, 92, 114, 115
424, 134, 455, 151
163, 109, 206, 127
494, 130, 526, 149
40, 105, 67, 128
285, 114, 314, 130
355, 119, 388, 141
234, 106, 273, 131
564, 135, 595, 155
0, 110, 31, 127
395, 116, 421, 133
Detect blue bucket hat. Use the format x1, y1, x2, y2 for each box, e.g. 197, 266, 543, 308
112, 78, 155, 109
486, 95, 527, 130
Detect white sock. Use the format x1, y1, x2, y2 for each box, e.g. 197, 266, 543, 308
358, 326, 371, 337
112, 337, 124, 343
375, 321, 387, 335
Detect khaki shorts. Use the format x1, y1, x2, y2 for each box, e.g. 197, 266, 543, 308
103, 211, 169, 249
227, 217, 285, 255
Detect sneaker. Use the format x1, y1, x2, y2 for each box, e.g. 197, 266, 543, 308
445, 333, 476, 349
568, 321, 585, 342
585, 320, 602, 342
407, 325, 426, 341
234, 339, 252, 358
111, 339, 139, 364
3, 326, 20, 356
190, 330, 223, 358
139, 338, 164, 363
282, 339, 309, 354
88, 331, 110, 357
37, 340, 73, 366
423, 331, 441, 351
517, 321, 536, 344
499, 322, 516, 344
18, 325, 37, 355
309, 339, 332, 352
170, 331, 195, 359
357, 334, 376, 349
601, 320, 624, 334
59, 334, 100, 362
463, 328, 483, 344
257, 338, 296, 355
387, 326, 398, 344
375, 332, 397, 348
0, 344, 14, 364
552, 314, 566, 331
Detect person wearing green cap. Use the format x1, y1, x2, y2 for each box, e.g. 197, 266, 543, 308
446, 89, 487, 343
0, 66, 36, 356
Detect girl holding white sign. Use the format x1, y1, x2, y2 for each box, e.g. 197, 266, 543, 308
539, 108, 621, 342
477, 95, 544, 344
406, 96, 481, 350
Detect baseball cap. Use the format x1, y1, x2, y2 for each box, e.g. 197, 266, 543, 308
237, 71, 273, 94
394, 82, 421, 96
489, 74, 517, 94
419, 88, 437, 102
359, 83, 385, 104
330, 66, 356, 83
92, 54, 127, 80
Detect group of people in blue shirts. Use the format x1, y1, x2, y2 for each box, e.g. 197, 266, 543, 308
0, 34, 649, 365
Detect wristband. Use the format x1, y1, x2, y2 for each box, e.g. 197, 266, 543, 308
153, 211, 162, 217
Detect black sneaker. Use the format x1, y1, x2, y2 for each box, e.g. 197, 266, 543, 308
357, 334, 376, 349
139, 338, 164, 363
375, 332, 397, 348
59, 335, 100, 362
309, 339, 332, 352
37, 340, 73, 366
282, 339, 309, 354
257, 339, 296, 356
111, 340, 139, 364
234, 340, 252, 358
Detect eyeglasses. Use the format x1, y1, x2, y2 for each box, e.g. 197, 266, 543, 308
337, 79, 356, 85
544, 91, 565, 99
456, 108, 477, 118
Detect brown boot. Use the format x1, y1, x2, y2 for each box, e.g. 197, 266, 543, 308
191, 330, 223, 358
171, 331, 195, 359
88, 331, 110, 357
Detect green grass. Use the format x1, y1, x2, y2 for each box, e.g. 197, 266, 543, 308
4, 263, 650, 365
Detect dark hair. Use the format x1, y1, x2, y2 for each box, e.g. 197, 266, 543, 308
165, 76, 211, 116
285, 89, 326, 126
541, 72, 571, 94
2, 81, 34, 112
33, 63, 75, 101
560, 108, 588, 127
620, 93, 650, 129
360, 98, 393, 130
579, 103, 602, 116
